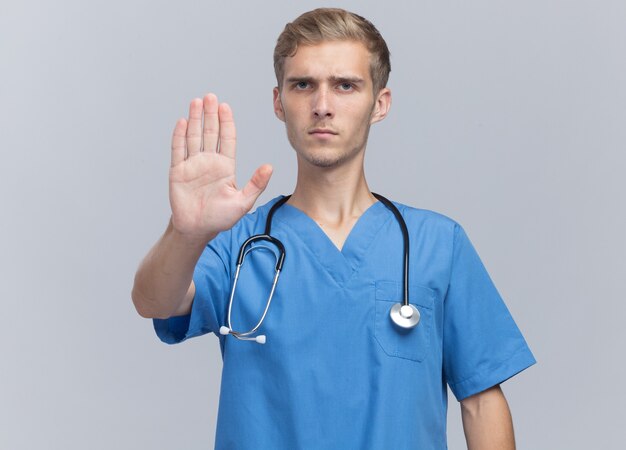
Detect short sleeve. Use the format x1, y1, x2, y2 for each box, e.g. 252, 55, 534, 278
153, 229, 232, 344
442, 224, 536, 401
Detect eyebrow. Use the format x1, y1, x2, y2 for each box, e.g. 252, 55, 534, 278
285, 76, 314, 84
330, 76, 365, 85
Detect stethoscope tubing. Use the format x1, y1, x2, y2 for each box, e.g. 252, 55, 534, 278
371, 193, 410, 307
226, 262, 281, 340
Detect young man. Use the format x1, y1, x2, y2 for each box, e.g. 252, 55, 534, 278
132, 8, 535, 449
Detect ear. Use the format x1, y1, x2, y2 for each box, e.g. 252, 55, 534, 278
273, 87, 286, 122
370, 88, 391, 124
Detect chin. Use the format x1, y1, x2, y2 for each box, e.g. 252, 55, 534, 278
292, 140, 363, 169
296, 147, 348, 168
308, 156, 343, 168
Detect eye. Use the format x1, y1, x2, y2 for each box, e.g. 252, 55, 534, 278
295, 81, 309, 90
338, 82, 353, 91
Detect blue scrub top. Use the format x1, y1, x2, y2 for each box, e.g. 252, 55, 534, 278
154, 196, 536, 450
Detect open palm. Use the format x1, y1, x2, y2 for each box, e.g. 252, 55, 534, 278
169, 94, 272, 238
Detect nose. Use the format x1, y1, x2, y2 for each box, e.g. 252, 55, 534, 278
312, 87, 333, 118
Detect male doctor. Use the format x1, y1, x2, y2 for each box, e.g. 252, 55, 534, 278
132, 8, 535, 449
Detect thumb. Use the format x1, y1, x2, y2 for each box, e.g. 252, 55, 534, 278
241, 164, 273, 209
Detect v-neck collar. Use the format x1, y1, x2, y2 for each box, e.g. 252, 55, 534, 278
271, 197, 393, 286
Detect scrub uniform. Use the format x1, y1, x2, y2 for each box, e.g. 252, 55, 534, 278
154, 196, 536, 450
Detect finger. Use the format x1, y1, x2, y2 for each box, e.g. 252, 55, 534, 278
218, 103, 236, 159
171, 118, 187, 167
202, 93, 219, 153
241, 164, 273, 209
186, 98, 203, 157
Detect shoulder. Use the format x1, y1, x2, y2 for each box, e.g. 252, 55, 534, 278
390, 199, 463, 236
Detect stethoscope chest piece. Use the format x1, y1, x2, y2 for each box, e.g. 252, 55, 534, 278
390, 303, 420, 329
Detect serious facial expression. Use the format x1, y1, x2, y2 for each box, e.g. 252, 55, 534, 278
273, 40, 390, 168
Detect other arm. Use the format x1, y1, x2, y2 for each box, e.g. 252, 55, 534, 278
461, 384, 516, 450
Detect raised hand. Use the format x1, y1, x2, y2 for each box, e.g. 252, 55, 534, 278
169, 93, 273, 239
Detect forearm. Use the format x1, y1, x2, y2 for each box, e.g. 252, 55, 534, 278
461, 385, 516, 450
131, 217, 216, 319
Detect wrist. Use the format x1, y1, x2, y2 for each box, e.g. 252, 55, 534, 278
167, 216, 218, 247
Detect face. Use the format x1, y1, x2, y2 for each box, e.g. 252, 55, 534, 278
273, 40, 391, 169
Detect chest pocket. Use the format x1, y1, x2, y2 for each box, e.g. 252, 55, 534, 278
374, 281, 435, 363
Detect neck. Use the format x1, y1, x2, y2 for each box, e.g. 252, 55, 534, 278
287, 153, 377, 223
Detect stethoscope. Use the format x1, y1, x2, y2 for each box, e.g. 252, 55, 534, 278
219, 193, 420, 344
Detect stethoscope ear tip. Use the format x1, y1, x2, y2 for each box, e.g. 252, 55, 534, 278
219, 326, 231, 336
255, 335, 267, 344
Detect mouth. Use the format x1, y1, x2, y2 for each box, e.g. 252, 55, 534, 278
308, 128, 338, 136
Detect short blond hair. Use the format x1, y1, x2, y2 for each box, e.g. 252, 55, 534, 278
274, 8, 391, 93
